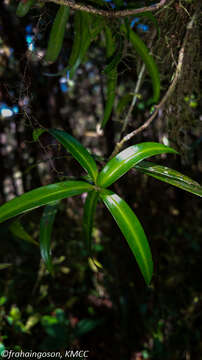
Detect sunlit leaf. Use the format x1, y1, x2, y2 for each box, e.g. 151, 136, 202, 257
9, 220, 38, 246
100, 189, 153, 284
40, 201, 59, 273
135, 161, 202, 197
48, 129, 98, 182
97, 142, 178, 188
121, 23, 160, 105
0, 181, 93, 223
83, 191, 99, 254
45, 6, 70, 63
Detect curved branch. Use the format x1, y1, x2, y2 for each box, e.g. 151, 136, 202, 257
41, 0, 168, 18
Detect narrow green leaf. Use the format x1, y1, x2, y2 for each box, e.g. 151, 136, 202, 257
40, 201, 59, 273
0, 181, 93, 224
101, 69, 118, 129
97, 142, 178, 188
68, 11, 92, 78
83, 191, 99, 254
16, 0, 35, 17
100, 189, 153, 284
9, 220, 38, 246
105, 25, 116, 58
48, 129, 98, 182
103, 36, 124, 74
100, 26, 118, 129
43, 14, 103, 78
135, 161, 202, 197
45, 6, 70, 63
33, 128, 46, 142
121, 24, 160, 105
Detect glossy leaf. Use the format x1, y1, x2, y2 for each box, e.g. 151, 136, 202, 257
0, 181, 93, 223
48, 129, 98, 182
45, 6, 70, 63
97, 142, 178, 188
40, 201, 59, 273
16, 0, 35, 17
121, 24, 160, 105
83, 191, 99, 254
100, 189, 153, 284
9, 220, 38, 246
135, 161, 202, 197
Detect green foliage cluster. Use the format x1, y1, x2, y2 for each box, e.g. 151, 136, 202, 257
0, 129, 201, 285
0, 0, 201, 357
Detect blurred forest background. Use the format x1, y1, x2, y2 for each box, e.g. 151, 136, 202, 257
0, 0, 201, 359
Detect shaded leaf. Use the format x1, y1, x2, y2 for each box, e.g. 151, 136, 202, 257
101, 69, 118, 129
45, 6, 70, 63
16, 0, 35, 17
135, 161, 202, 197
97, 142, 178, 188
0, 180, 93, 223
103, 36, 124, 74
121, 23, 160, 105
83, 191, 99, 254
75, 318, 103, 337
100, 26, 118, 128
100, 189, 153, 284
40, 201, 59, 273
68, 11, 92, 78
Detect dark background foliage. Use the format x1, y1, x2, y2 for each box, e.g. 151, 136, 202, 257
0, 0, 201, 359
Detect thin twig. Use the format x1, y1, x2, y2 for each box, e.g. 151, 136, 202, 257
120, 63, 145, 135
109, 12, 197, 159
40, 0, 168, 18
120, 29, 157, 136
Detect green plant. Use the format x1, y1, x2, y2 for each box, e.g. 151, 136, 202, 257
40, 1, 161, 128
0, 129, 201, 284
16, 0, 35, 17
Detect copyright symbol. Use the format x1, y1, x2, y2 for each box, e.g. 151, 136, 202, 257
1, 350, 8, 358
